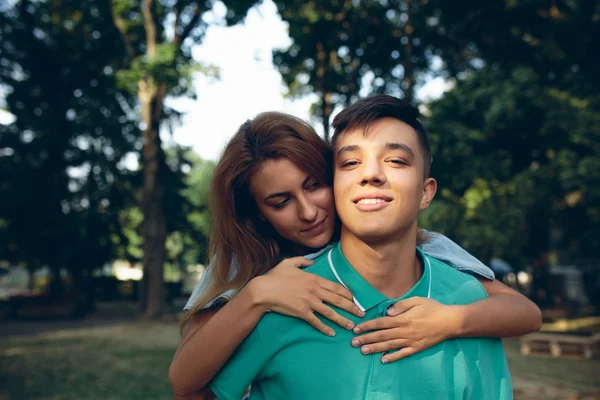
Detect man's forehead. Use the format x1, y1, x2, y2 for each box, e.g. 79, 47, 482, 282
333, 118, 419, 153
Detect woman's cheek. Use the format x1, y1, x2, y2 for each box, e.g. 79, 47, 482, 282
314, 187, 335, 209
268, 208, 296, 237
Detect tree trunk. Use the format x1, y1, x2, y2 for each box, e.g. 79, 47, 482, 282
402, 0, 415, 104
321, 92, 333, 143
315, 41, 333, 142
139, 80, 167, 319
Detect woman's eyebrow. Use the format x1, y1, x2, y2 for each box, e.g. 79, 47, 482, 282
265, 176, 310, 200
265, 191, 289, 200
300, 175, 314, 188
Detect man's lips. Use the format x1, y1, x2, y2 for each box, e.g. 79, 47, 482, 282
301, 216, 327, 233
353, 193, 392, 211
352, 193, 393, 204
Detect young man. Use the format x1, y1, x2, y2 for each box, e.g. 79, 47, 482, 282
207, 95, 513, 399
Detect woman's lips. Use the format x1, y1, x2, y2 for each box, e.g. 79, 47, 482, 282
302, 217, 327, 234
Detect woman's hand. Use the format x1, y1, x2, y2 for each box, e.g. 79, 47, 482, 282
351, 297, 458, 363
249, 256, 365, 336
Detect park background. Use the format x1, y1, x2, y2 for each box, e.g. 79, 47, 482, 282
0, 0, 599, 399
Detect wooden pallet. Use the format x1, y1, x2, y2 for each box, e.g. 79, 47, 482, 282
520, 332, 600, 359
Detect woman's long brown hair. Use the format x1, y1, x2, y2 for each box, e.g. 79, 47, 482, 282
180, 112, 332, 329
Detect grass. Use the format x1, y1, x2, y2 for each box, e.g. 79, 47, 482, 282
0, 318, 599, 399
0, 322, 179, 400
503, 337, 600, 391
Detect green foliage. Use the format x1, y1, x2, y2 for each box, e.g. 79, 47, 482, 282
422, 65, 600, 266
117, 206, 144, 261
116, 150, 214, 271
273, 0, 396, 105
164, 148, 213, 271
0, 0, 139, 277
111, 0, 255, 98
271, 0, 493, 139
404, 1, 600, 268
115, 43, 205, 96
108, 0, 258, 316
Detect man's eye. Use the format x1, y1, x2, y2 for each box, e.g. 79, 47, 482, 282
341, 160, 359, 168
389, 159, 408, 165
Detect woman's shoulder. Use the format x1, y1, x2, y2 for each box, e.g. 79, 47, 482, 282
420, 231, 495, 280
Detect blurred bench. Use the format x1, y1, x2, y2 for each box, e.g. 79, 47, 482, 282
520, 332, 600, 359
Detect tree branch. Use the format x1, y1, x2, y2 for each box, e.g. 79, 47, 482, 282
154, 82, 168, 121
173, 4, 181, 42
402, 0, 414, 103
174, 2, 204, 46
142, 0, 158, 57
109, 0, 137, 61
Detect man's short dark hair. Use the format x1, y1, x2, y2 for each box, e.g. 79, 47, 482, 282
331, 94, 432, 177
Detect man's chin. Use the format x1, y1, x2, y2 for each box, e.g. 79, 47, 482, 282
349, 227, 396, 243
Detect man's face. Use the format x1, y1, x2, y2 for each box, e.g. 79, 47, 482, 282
333, 117, 436, 242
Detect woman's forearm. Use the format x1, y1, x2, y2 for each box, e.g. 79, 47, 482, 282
169, 279, 267, 397
450, 279, 542, 338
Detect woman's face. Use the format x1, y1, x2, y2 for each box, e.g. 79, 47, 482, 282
249, 158, 336, 251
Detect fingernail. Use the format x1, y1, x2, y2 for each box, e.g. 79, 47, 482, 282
353, 327, 361, 334
387, 306, 395, 315
351, 339, 359, 347
346, 321, 355, 330
381, 357, 388, 364
328, 329, 336, 337
361, 346, 370, 354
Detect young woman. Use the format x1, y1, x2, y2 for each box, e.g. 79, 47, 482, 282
169, 112, 541, 399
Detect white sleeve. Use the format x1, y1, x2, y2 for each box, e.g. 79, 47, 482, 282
183, 256, 241, 311
420, 230, 495, 280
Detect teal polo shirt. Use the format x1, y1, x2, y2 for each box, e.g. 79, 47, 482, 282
211, 243, 513, 400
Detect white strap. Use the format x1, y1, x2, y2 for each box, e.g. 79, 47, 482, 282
424, 254, 432, 299
327, 249, 433, 309
327, 250, 365, 312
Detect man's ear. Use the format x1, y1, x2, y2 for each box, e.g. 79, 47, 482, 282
419, 177, 437, 211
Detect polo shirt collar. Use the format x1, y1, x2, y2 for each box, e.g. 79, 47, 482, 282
327, 242, 431, 312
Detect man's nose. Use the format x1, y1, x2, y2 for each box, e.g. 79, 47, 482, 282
360, 158, 386, 186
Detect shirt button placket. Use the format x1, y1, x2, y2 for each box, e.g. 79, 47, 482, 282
366, 303, 395, 399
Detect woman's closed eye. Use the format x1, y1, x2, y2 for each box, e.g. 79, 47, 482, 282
305, 180, 322, 191
272, 198, 290, 209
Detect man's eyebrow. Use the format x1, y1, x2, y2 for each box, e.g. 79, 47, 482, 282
264, 176, 311, 200
386, 142, 414, 158
336, 144, 361, 158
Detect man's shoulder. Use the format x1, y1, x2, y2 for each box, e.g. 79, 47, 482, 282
301, 249, 336, 279
427, 255, 488, 304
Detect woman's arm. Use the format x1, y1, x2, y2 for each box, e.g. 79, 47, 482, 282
173, 387, 216, 400
169, 287, 263, 398
169, 256, 364, 398
350, 279, 541, 363
454, 277, 542, 337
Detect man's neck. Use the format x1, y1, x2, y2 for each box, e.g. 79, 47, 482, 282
339, 227, 423, 299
